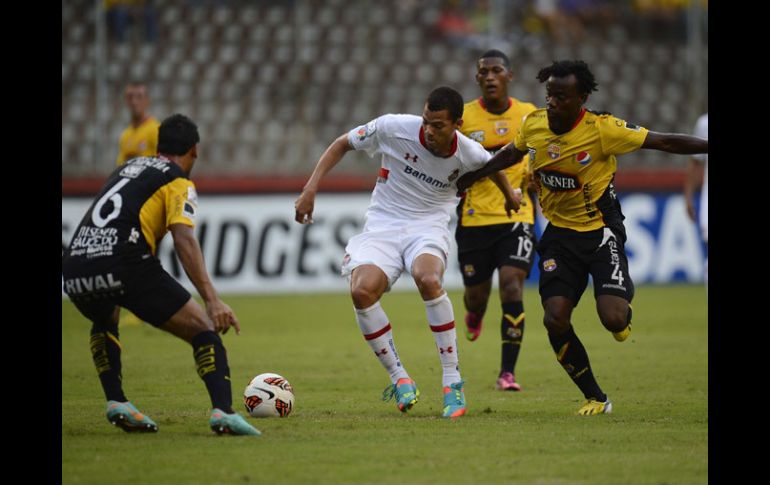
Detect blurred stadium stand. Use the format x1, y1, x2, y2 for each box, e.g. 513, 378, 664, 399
62, 0, 707, 191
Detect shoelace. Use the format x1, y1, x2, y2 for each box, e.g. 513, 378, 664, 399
382, 384, 396, 402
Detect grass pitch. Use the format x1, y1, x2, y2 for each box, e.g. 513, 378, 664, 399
62, 285, 707, 484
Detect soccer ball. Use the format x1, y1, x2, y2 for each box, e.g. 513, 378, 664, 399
243, 373, 295, 418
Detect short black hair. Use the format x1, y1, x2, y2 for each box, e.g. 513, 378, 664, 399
479, 49, 510, 69
536, 60, 598, 95
426, 86, 464, 121
158, 114, 200, 156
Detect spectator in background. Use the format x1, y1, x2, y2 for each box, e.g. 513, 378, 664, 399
436, 0, 487, 50
105, 0, 158, 44
456, 50, 538, 392
531, 0, 572, 43
457, 60, 708, 416
683, 113, 708, 284
116, 82, 160, 166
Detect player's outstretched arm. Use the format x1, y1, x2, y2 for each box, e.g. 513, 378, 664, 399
642, 131, 708, 154
170, 223, 240, 335
456, 143, 527, 191
294, 134, 354, 224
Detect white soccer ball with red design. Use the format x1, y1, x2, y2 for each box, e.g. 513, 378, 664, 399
243, 373, 295, 418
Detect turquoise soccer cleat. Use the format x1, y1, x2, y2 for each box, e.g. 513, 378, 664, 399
106, 400, 158, 433
382, 378, 420, 412
209, 409, 262, 436
442, 381, 467, 418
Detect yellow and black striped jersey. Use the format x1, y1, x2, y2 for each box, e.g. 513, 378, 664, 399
65, 156, 197, 263
459, 97, 537, 226
116, 117, 160, 166
514, 108, 648, 233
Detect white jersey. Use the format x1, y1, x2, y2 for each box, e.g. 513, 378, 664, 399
693, 113, 708, 242
348, 114, 491, 228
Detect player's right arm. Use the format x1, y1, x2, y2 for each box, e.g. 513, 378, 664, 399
170, 223, 240, 335
294, 133, 354, 224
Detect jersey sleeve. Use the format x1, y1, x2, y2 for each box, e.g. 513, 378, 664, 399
463, 138, 492, 171
348, 115, 386, 157
164, 178, 198, 228
513, 114, 532, 152
598, 115, 649, 156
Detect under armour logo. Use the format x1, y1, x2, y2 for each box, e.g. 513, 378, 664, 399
404, 153, 418, 163
375, 348, 388, 356
439, 346, 454, 354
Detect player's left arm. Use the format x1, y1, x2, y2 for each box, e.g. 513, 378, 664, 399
489, 171, 521, 216
166, 180, 240, 335
456, 143, 527, 191
171, 223, 240, 335
642, 131, 708, 154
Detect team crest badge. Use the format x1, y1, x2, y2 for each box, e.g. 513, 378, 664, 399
495, 121, 509, 136
547, 144, 561, 160
448, 169, 460, 182
463, 264, 476, 277
575, 151, 592, 166
543, 258, 557, 272
356, 120, 377, 141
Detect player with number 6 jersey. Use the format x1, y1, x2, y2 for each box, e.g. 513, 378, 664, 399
62, 114, 260, 436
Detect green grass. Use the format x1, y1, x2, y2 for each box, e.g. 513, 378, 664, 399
62, 285, 707, 484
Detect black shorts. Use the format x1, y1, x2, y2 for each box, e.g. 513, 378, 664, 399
537, 224, 634, 305
456, 222, 536, 286
62, 255, 191, 327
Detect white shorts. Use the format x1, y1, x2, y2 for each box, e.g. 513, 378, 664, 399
341, 223, 450, 290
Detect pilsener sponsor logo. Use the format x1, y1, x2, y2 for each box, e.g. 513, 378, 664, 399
537, 170, 580, 191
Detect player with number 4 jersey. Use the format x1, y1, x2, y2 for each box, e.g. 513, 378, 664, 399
456, 61, 708, 416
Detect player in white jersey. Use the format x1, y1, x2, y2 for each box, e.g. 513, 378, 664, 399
294, 86, 521, 418
684, 113, 708, 284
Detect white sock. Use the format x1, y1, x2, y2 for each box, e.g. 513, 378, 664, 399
354, 302, 409, 384
425, 293, 461, 387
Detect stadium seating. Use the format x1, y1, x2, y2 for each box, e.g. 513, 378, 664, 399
61, 0, 707, 177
